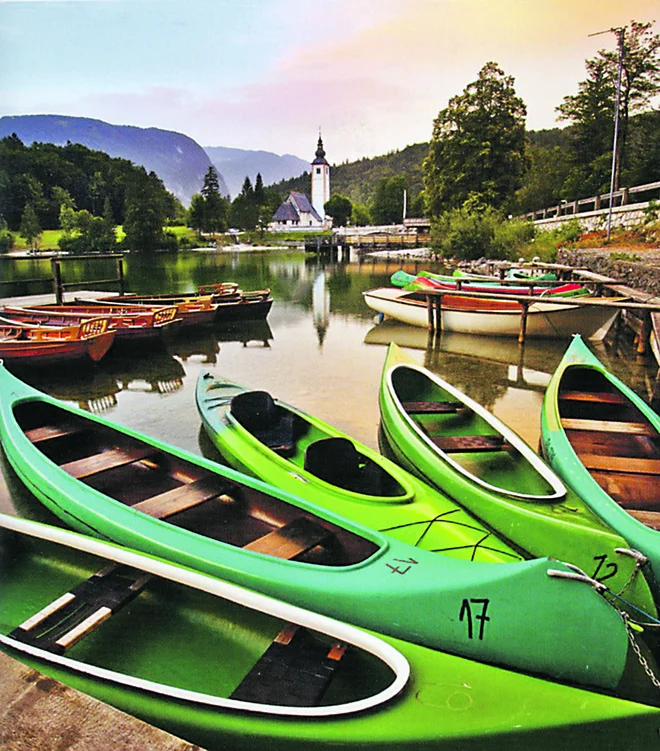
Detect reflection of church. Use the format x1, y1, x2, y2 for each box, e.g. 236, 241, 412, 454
271, 135, 331, 230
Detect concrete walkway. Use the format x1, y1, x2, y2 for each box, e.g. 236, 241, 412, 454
0, 653, 204, 751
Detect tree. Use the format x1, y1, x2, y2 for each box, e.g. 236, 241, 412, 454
557, 21, 660, 189
19, 202, 41, 252
424, 62, 528, 216
324, 194, 352, 226
371, 175, 407, 224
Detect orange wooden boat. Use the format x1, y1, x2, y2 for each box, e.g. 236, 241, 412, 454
0, 316, 115, 365
2, 303, 179, 342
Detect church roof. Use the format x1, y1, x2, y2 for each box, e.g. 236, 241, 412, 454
272, 191, 323, 222
312, 134, 328, 165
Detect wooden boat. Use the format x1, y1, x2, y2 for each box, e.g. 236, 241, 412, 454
391, 270, 588, 297
362, 287, 621, 340
4, 517, 659, 751
0, 315, 115, 365
0, 365, 656, 696
100, 287, 273, 323
92, 293, 219, 326
541, 334, 660, 603
378, 342, 656, 612
1, 302, 179, 343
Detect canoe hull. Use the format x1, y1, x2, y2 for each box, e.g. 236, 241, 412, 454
541, 335, 660, 602
4, 520, 659, 751
363, 288, 619, 341
378, 342, 657, 614
0, 330, 115, 364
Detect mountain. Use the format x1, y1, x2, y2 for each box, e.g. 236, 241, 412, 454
204, 146, 308, 198
0, 114, 227, 205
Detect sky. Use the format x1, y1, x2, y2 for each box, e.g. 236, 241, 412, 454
0, 0, 658, 163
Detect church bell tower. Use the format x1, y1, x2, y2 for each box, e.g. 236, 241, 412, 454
311, 132, 330, 219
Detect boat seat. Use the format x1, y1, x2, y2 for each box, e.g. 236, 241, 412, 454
431, 434, 512, 453
304, 437, 386, 494
401, 401, 465, 414
60, 446, 156, 479
230, 623, 345, 706
627, 509, 660, 530
561, 418, 657, 437
559, 390, 628, 405
581, 454, 660, 475
244, 517, 332, 559
25, 421, 85, 443
131, 476, 236, 519
230, 390, 297, 456
9, 565, 150, 655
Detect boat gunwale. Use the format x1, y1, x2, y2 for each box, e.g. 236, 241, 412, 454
384, 354, 567, 504
217, 384, 418, 506
0, 513, 410, 718
4, 387, 392, 575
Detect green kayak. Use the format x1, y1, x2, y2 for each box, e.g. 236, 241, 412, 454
2, 363, 656, 696
4, 516, 660, 751
378, 342, 655, 616
541, 334, 660, 604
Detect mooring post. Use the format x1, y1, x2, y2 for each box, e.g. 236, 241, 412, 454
637, 311, 651, 356
427, 294, 434, 331
51, 259, 63, 304
518, 301, 529, 344
435, 294, 443, 333
116, 256, 125, 294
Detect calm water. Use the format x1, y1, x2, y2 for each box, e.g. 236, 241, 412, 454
1, 247, 658, 520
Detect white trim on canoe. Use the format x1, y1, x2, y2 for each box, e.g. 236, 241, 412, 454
364, 288, 619, 341
0, 513, 410, 718
386, 360, 567, 504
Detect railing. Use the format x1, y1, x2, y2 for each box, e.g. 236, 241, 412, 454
0, 254, 125, 303
523, 181, 660, 222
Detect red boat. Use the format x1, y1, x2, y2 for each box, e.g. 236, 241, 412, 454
2, 303, 179, 343
0, 316, 116, 365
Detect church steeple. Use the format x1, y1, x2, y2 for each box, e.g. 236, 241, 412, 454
311, 130, 330, 219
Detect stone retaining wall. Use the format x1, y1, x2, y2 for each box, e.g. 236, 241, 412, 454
557, 248, 660, 297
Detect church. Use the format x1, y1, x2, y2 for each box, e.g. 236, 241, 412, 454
270, 135, 331, 230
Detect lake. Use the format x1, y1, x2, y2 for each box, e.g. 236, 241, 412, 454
1, 246, 658, 520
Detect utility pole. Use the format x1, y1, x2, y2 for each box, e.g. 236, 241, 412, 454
589, 26, 625, 242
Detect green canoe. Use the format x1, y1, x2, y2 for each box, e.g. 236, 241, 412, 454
378, 342, 655, 615
541, 334, 660, 603
5, 516, 660, 751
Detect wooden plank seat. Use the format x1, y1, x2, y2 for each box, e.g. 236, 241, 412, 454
230, 623, 346, 707
244, 517, 332, 559
561, 417, 657, 437
131, 476, 235, 519
9, 565, 150, 655
60, 446, 156, 479
580, 453, 660, 475
431, 434, 512, 453
401, 400, 465, 414
25, 421, 85, 444
559, 390, 628, 405
627, 509, 660, 530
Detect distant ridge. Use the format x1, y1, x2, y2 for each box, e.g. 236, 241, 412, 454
204, 145, 308, 199
0, 114, 227, 205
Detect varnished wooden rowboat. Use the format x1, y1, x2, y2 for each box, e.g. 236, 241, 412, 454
1, 363, 658, 698
0, 315, 115, 365
541, 334, 660, 604
1, 302, 179, 342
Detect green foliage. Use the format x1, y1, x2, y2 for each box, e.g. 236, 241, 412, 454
189, 167, 230, 233
57, 205, 116, 253
0, 217, 13, 254
324, 193, 352, 227
431, 205, 534, 260
351, 203, 371, 226
19, 203, 41, 251
424, 62, 528, 217
522, 220, 584, 263
228, 176, 281, 231
371, 175, 407, 224
0, 135, 182, 238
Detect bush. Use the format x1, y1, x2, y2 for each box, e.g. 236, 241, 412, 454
0, 228, 14, 254
430, 206, 533, 261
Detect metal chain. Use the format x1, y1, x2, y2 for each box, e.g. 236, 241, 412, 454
626, 621, 660, 689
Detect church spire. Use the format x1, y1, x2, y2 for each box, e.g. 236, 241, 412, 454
313, 129, 328, 165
